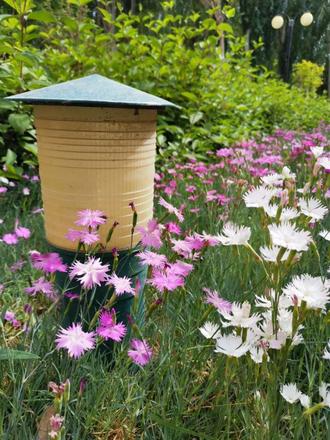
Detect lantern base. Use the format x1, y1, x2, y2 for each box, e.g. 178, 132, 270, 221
50, 243, 147, 357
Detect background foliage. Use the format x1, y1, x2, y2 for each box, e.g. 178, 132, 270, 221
0, 0, 329, 178
18, 0, 329, 80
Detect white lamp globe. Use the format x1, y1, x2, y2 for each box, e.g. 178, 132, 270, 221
300, 12, 313, 27
271, 15, 284, 30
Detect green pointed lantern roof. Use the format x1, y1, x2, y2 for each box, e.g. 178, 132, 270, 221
5, 74, 179, 109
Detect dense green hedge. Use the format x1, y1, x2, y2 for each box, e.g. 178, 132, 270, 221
0, 0, 329, 177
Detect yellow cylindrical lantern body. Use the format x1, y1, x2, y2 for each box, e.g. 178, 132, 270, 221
34, 106, 157, 251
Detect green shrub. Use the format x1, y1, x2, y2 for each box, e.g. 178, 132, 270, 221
292, 60, 325, 95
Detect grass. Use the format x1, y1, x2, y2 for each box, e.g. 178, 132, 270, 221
0, 128, 329, 439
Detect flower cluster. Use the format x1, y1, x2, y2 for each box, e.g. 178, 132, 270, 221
1, 220, 31, 245
52, 209, 155, 367
281, 382, 330, 413
65, 209, 106, 246
1, 124, 328, 436
198, 154, 329, 417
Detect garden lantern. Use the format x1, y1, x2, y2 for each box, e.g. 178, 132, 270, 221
6, 74, 178, 333
271, 15, 284, 30
300, 12, 313, 27
271, 10, 314, 82
7, 74, 177, 250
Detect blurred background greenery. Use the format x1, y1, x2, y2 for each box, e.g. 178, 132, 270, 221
0, 0, 329, 176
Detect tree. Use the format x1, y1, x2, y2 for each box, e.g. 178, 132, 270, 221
199, 0, 226, 56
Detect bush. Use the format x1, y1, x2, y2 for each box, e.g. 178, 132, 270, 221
292, 60, 325, 95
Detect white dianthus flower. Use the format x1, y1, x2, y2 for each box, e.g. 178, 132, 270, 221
214, 334, 250, 358
318, 156, 330, 170
255, 315, 287, 350
268, 222, 312, 252
282, 274, 330, 310
199, 321, 221, 339
259, 245, 290, 262
280, 384, 309, 407
243, 186, 277, 208
220, 301, 261, 329
281, 166, 296, 180
310, 146, 324, 158
264, 204, 299, 222
322, 339, 330, 361
249, 346, 268, 364
218, 223, 251, 246
263, 204, 278, 217
299, 197, 328, 221
300, 394, 311, 408
281, 207, 300, 221
319, 230, 330, 241
261, 173, 283, 187
322, 341, 330, 360
255, 289, 291, 310
280, 383, 302, 404
319, 383, 330, 407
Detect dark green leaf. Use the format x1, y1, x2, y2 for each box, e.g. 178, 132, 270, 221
23, 143, 38, 156
2, 148, 17, 165
28, 10, 55, 23
189, 111, 204, 125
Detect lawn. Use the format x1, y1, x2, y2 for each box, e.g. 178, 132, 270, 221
0, 126, 329, 439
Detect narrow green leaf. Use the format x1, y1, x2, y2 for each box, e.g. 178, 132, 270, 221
67, 0, 93, 5
97, 7, 112, 23
0, 348, 39, 361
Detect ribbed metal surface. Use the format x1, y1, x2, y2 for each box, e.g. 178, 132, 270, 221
6, 74, 179, 108
34, 106, 157, 251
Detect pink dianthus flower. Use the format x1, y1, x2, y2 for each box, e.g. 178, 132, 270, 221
137, 219, 162, 249
106, 273, 135, 296
31, 252, 67, 274
96, 309, 127, 342
55, 323, 96, 358
75, 209, 107, 228
69, 257, 109, 289
128, 338, 153, 366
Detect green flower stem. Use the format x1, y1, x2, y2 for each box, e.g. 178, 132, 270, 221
275, 205, 283, 224
304, 403, 324, 417
244, 243, 270, 280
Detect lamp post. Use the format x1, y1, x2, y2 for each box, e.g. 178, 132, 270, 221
271, 11, 314, 82
5, 74, 178, 339
328, 23, 330, 98
328, 0, 330, 98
